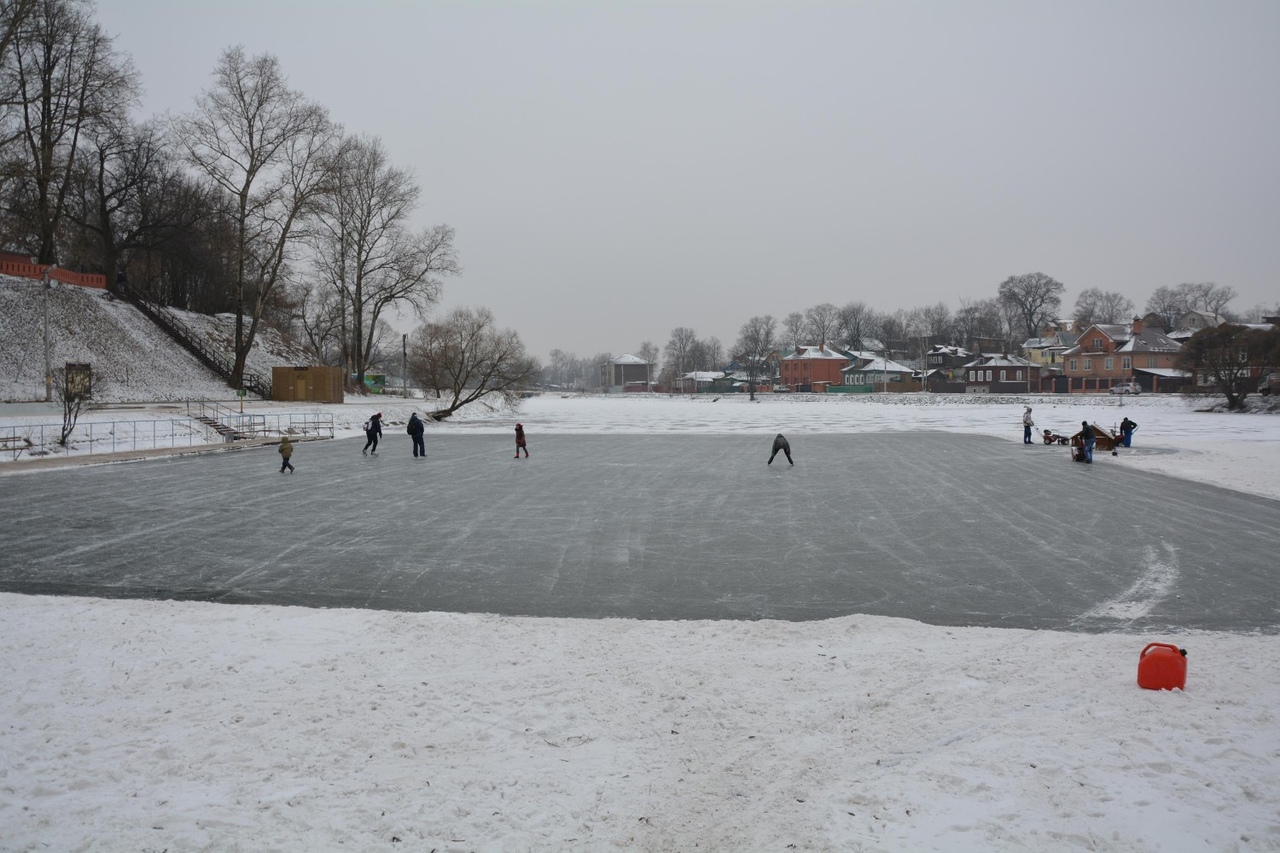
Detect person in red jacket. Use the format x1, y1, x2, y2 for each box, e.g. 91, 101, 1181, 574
514, 422, 529, 458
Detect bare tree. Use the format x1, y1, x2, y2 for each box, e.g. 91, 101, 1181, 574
62, 118, 206, 292
174, 46, 339, 390
637, 340, 659, 386
998, 272, 1065, 341
0, 0, 37, 64
1072, 287, 1135, 329
1144, 285, 1183, 332
309, 134, 458, 390
1, 0, 138, 263
1146, 282, 1238, 331
954, 297, 1005, 350
1198, 283, 1237, 320
701, 336, 723, 371
782, 311, 805, 348
836, 301, 874, 351
663, 326, 698, 388
1178, 323, 1280, 411
804, 302, 840, 346
917, 301, 953, 342
733, 314, 776, 400
408, 306, 539, 417
51, 362, 93, 445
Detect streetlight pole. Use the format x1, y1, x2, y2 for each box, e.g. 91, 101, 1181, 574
402, 333, 408, 398
42, 266, 52, 403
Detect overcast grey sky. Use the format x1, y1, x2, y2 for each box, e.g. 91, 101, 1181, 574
95, 0, 1279, 361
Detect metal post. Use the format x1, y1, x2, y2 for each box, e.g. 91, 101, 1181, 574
43, 266, 53, 402
402, 333, 408, 398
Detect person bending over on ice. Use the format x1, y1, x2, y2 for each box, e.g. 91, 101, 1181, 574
407, 412, 426, 458
514, 422, 529, 458
1120, 416, 1137, 448
768, 433, 793, 466
278, 434, 295, 473
362, 412, 383, 457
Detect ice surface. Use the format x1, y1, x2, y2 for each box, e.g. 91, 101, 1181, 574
2, 392, 1279, 850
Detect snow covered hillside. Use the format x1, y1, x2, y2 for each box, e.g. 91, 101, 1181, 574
0, 275, 313, 403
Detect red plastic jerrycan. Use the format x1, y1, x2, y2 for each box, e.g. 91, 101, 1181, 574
1137, 643, 1187, 691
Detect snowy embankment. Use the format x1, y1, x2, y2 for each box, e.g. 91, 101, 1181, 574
2, 395, 1278, 850
0, 275, 309, 403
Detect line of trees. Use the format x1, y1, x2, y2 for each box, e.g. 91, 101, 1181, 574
2, 0, 474, 395
544, 275, 1273, 392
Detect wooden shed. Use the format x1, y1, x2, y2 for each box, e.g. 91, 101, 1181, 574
272, 366, 344, 403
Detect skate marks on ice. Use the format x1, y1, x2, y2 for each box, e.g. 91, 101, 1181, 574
1074, 542, 1180, 627
0, 432, 1278, 632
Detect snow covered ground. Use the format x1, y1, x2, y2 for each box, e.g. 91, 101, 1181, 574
2, 393, 1279, 850
0, 275, 310, 404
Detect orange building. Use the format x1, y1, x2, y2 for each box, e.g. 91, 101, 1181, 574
779, 344, 850, 392
1060, 318, 1182, 393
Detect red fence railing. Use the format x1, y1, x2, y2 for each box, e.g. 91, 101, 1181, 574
0, 258, 106, 289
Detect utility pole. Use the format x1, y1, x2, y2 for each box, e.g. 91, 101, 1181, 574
402, 334, 408, 398
43, 267, 53, 403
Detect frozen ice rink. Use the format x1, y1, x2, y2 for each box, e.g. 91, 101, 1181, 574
2, 430, 1275, 632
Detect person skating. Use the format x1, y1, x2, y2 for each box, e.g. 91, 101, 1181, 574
1120, 416, 1137, 448
514, 422, 529, 458
278, 435, 295, 473
408, 412, 426, 458
362, 412, 383, 457
1022, 406, 1035, 444
768, 433, 793, 465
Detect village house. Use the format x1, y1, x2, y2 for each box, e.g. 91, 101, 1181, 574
779, 344, 850, 392
924, 345, 973, 379
841, 352, 915, 390
1059, 318, 1184, 393
961, 354, 1041, 394
1021, 329, 1079, 371
599, 353, 651, 392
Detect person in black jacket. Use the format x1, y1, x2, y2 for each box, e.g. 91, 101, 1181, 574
362, 412, 383, 457
768, 433, 793, 465
1078, 421, 1095, 463
407, 412, 425, 458
1120, 416, 1137, 448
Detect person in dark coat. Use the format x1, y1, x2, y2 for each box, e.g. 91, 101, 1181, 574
407, 412, 425, 458
768, 433, 793, 465
278, 435, 295, 473
362, 412, 383, 457
1120, 417, 1137, 448
1077, 421, 1095, 463
514, 422, 529, 458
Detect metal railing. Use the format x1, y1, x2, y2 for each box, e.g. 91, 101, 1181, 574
1, 412, 334, 461
117, 284, 272, 398
187, 402, 334, 441
2, 418, 219, 461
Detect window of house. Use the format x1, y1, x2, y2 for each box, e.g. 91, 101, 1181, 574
1000, 370, 1006, 381
1084, 359, 1092, 371
1148, 356, 1157, 368
1092, 338, 1104, 351
1105, 357, 1113, 370
1070, 359, 1077, 371
985, 369, 992, 382
1016, 370, 1023, 380
1122, 357, 1131, 370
